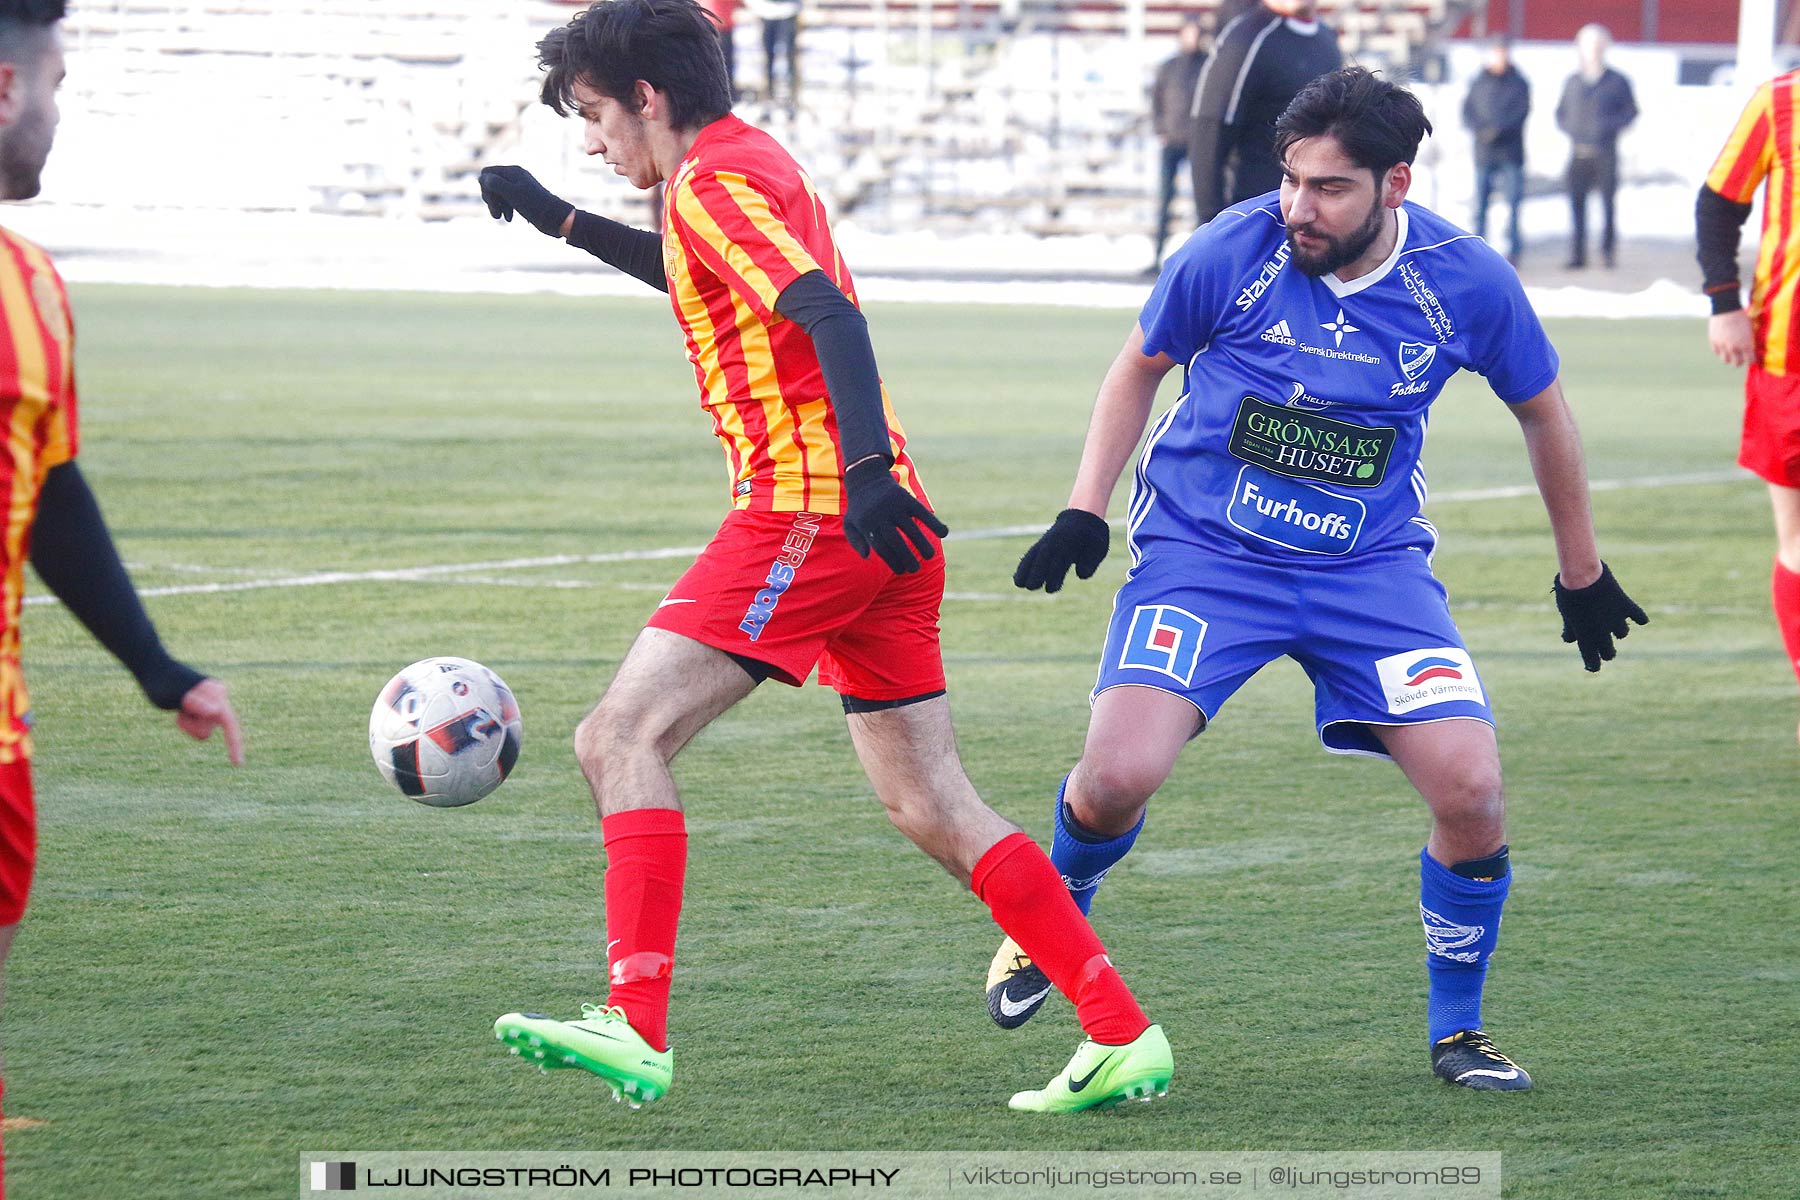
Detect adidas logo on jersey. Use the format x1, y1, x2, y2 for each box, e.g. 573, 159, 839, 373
1261, 320, 1297, 346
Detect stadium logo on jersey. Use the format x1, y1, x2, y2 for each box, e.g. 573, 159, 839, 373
1400, 262, 1454, 343
1421, 905, 1485, 963
1226, 465, 1365, 555
1234, 244, 1290, 312
1118, 604, 1208, 686
1228, 396, 1394, 488
1374, 646, 1485, 714
1398, 341, 1437, 380
1261, 319, 1297, 346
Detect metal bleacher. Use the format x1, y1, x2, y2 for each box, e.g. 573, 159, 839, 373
766, 0, 1476, 236
55, 0, 1473, 236
59, 0, 553, 216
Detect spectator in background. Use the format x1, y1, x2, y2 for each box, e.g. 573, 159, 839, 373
699, 0, 739, 101
1148, 16, 1208, 272
1463, 34, 1529, 265
1555, 24, 1636, 268
1187, 0, 1341, 226
745, 0, 799, 110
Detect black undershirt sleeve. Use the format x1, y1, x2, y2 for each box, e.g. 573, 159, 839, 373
772, 270, 892, 467
29, 462, 204, 710
565, 209, 668, 293
1696, 184, 1755, 315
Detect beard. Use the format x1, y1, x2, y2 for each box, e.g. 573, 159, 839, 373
1286, 197, 1387, 277
0, 101, 53, 202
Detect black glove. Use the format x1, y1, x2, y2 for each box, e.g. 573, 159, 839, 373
1013, 508, 1110, 593
1553, 562, 1647, 672
478, 165, 574, 238
843, 458, 948, 574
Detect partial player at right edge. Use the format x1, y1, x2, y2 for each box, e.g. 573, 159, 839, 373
987, 68, 1646, 1092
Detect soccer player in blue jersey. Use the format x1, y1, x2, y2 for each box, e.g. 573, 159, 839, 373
984, 68, 1647, 1091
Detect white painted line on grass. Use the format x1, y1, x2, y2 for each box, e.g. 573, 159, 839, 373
23, 468, 1755, 607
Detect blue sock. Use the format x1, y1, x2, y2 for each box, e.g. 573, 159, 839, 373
1048, 774, 1145, 915
1420, 846, 1511, 1043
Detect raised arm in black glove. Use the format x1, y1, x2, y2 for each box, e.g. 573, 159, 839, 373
478, 165, 575, 236
1553, 562, 1647, 672
479, 164, 668, 291
1014, 508, 1110, 593
843, 458, 948, 575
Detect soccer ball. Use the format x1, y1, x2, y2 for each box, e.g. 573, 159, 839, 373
369, 657, 522, 807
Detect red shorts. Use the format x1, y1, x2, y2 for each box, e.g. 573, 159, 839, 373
646, 509, 947, 701
0, 758, 34, 926
1740, 365, 1800, 487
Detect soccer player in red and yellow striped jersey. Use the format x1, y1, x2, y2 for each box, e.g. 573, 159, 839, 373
0, 2, 242, 1187
1698, 69, 1800, 738
480, 0, 1173, 1113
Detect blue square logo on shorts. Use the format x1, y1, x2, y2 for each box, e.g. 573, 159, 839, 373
1118, 604, 1208, 687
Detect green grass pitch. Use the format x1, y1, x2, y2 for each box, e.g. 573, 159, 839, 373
6, 285, 1795, 1197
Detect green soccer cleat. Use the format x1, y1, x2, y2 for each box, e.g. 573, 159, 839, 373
1008, 1023, 1172, 1113
494, 1004, 674, 1108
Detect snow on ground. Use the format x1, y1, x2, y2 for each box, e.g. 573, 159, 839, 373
0, 182, 1711, 319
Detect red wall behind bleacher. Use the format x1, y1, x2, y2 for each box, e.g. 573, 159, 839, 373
1468, 0, 1742, 44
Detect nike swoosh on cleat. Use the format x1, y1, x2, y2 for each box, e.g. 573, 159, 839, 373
1067, 1053, 1114, 1093
657, 598, 697, 608
1458, 1068, 1519, 1081
998, 986, 1052, 1017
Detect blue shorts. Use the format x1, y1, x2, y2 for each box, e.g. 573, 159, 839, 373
1092, 547, 1493, 758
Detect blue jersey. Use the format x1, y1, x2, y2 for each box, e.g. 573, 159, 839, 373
1130, 194, 1558, 565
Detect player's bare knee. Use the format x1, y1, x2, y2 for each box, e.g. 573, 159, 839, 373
573, 704, 652, 784
1071, 752, 1164, 826
879, 799, 924, 842
874, 785, 944, 837
571, 709, 612, 784
1424, 764, 1505, 832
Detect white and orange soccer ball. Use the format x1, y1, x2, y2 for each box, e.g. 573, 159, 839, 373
369, 657, 522, 807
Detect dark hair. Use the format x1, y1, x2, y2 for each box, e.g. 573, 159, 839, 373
1273, 67, 1433, 177
0, 0, 63, 23
0, 0, 64, 66
538, 0, 731, 130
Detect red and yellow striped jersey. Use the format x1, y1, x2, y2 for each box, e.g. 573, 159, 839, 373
1707, 70, 1800, 374
661, 114, 924, 513
0, 226, 77, 764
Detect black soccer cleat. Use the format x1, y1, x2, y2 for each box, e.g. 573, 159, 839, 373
1431, 1029, 1533, 1091
985, 936, 1055, 1029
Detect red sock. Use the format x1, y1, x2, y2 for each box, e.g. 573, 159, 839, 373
970, 832, 1151, 1045
600, 808, 687, 1052
1773, 560, 1800, 688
